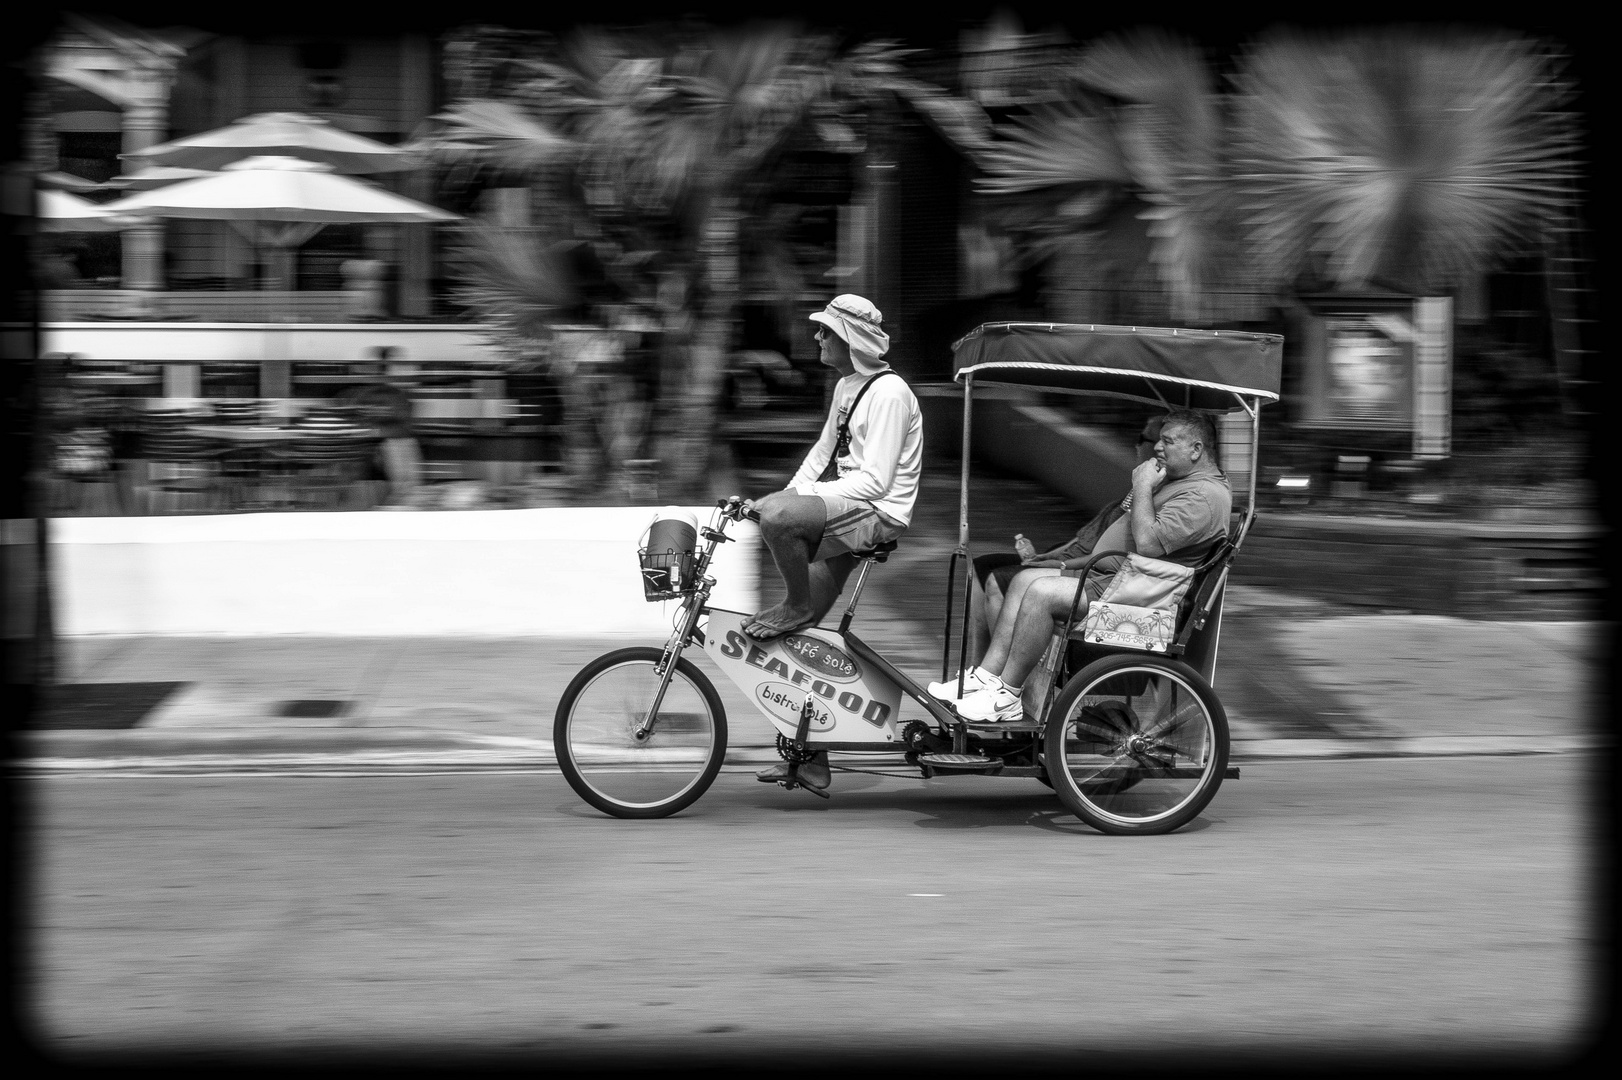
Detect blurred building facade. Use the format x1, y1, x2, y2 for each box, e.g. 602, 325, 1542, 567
29, 15, 442, 318
28, 14, 1595, 493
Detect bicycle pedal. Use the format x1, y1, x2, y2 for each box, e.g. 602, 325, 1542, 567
776, 778, 832, 799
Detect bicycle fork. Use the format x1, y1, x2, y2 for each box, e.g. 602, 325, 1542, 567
632, 523, 726, 741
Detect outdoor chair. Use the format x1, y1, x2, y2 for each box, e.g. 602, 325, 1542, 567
264, 434, 375, 510
212, 398, 263, 426
138, 416, 226, 514
49, 426, 120, 515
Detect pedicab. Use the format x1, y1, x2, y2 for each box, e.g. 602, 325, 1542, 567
554, 322, 1283, 834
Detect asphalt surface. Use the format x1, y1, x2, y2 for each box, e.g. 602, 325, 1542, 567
22, 754, 1602, 1064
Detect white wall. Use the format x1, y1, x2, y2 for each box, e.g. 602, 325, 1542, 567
52, 508, 758, 636
42, 323, 505, 364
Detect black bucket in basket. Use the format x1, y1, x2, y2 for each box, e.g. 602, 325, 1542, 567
639, 509, 698, 600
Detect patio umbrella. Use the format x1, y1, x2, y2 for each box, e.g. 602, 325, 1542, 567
101, 165, 215, 192
37, 189, 142, 233
121, 111, 418, 175
102, 155, 459, 289
39, 170, 102, 193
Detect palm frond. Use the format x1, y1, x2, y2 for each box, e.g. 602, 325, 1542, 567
886, 78, 996, 161
976, 100, 1132, 194
449, 222, 581, 343
1076, 28, 1217, 147
422, 99, 576, 175
1073, 30, 1247, 321
1232, 28, 1579, 294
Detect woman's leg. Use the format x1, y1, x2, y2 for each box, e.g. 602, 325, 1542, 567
969, 553, 1021, 663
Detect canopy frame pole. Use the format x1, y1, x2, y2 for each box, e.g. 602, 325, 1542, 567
958, 373, 973, 551
1247, 395, 1261, 519
953, 374, 975, 687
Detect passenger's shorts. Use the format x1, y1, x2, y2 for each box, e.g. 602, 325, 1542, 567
973, 551, 1026, 593
1061, 559, 1117, 604
812, 493, 907, 562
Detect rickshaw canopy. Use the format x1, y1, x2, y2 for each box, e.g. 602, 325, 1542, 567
952, 322, 1283, 412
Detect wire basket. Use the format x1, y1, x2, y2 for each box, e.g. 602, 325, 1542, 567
638, 547, 697, 601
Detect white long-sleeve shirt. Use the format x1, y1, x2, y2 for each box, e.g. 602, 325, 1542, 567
789, 369, 923, 527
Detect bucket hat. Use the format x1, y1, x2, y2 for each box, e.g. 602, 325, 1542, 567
810, 294, 890, 374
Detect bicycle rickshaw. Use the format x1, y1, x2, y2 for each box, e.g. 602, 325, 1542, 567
555, 322, 1283, 834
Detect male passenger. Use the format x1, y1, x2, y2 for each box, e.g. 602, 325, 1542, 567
964, 413, 1166, 660
939, 410, 1230, 723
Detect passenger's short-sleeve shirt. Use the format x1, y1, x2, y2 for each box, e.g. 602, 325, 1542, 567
1086, 466, 1232, 582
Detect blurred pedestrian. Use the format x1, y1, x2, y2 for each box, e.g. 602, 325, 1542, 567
336, 347, 422, 508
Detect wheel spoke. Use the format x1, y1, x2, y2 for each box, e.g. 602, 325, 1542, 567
556, 649, 726, 818
1045, 658, 1228, 835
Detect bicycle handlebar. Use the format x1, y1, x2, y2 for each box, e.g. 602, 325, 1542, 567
716, 495, 761, 524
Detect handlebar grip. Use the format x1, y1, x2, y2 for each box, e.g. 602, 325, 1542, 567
717, 496, 761, 523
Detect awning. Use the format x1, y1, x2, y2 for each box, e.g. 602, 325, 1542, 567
952, 322, 1283, 411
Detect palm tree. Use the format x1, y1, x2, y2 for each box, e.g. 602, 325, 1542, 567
1229, 28, 1580, 300
974, 29, 1262, 326
417, 21, 922, 499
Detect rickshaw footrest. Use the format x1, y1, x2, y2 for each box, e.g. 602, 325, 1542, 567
917, 752, 1002, 773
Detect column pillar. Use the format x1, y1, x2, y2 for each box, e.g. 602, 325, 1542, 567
120, 82, 171, 313
214, 37, 250, 284
397, 35, 434, 319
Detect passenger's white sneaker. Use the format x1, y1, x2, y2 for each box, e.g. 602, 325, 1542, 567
954, 684, 1024, 723
927, 667, 995, 702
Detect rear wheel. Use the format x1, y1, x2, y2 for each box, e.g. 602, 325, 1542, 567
555, 647, 727, 819
1042, 655, 1228, 835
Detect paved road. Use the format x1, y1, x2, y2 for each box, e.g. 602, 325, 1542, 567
25, 754, 1601, 1065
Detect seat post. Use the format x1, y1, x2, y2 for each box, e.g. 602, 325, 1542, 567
837, 557, 879, 634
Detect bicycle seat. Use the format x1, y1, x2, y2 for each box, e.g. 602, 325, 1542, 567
850, 539, 898, 562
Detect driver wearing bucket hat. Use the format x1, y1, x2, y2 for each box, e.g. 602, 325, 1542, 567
741, 294, 924, 790
808, 294, 891, 374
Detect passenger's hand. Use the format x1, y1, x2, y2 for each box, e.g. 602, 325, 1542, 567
1132, 458, 1166, 492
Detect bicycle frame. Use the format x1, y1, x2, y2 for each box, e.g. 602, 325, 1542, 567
642, 500, 962, 750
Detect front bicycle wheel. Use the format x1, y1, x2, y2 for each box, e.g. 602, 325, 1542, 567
555, 647, 727, 819
1043, 654, 1228, 836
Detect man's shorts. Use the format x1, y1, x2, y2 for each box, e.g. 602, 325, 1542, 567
812, 493, 907, 562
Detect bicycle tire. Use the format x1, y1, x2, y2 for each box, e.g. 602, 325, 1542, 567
555, 647, 727, 819
1042, 654, 1228, 836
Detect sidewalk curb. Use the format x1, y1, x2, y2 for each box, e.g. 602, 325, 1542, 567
13, 729, 1604, 773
